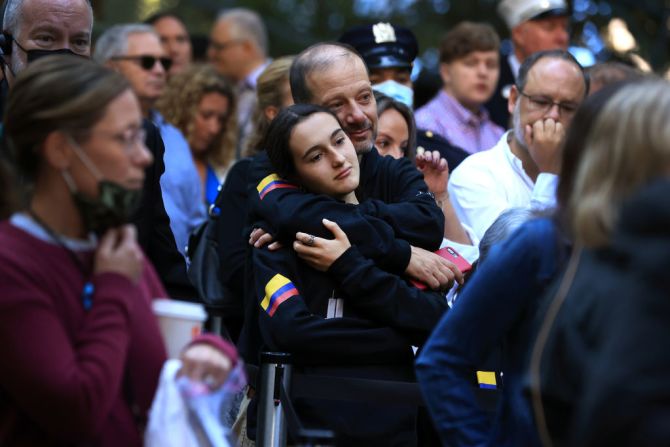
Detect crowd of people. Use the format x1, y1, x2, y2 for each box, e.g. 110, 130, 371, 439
0, 0, 667, 445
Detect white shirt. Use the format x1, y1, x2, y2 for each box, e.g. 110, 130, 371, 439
448, 131, 558, 241
508, 53, 521, 81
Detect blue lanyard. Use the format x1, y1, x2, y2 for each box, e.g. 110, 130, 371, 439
28, 209, 95, 311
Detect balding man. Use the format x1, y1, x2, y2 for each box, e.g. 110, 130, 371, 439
486, 0, 570, 127
2, 0, 92, 76
208, 8, 270, 157
241, 42, 462, 445
247, 42, 466, 291
449, 50, 588, 240
0, 0, 92, 119
0, 0, 196, 299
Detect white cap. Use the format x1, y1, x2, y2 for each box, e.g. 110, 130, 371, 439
498, 0, 569, 30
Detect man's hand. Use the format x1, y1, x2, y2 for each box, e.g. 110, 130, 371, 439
525, 118, 565, 175
416, 148, 449, 194
294, 219, 351, 272
405, 245, 464, 290
249, 227, 282, 250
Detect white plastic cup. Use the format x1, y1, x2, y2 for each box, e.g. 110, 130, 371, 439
152, 298, 208, 358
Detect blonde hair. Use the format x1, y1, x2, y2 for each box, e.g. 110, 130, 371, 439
569, 80, 670, 247
156, 64, 237, 174
243, 56, 295, 156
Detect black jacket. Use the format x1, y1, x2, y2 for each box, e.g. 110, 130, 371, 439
134, 119, 195, 300
238, 149, 445, 361
249, 243, 447, 445
534, 179, 670, 446
248, 149, 444, 274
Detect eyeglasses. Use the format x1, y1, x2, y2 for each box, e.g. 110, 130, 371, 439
76, 127, 147, 155
518, 90, 580, 117
111, 55, 173, 72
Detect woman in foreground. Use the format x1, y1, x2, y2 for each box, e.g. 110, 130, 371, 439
0, 56, 236, 447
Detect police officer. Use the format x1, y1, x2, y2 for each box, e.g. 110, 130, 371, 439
339, 22, 469, 171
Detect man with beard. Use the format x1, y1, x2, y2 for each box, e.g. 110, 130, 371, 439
246, 42, 466, 291
448, 50, 588, 240
240, 43, 462, 445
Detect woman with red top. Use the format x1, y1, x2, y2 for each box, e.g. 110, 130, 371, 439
0, 56, 237, 447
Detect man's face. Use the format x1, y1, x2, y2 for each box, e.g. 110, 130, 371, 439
153, 16, 192, 76
111, 33, 168, 110
9, 0, 92, 75
306, 56, 378, 154
509, 57, 585, 152
369, 67, 412, 87
441, 50, 500, 111
513, 16, 569, 60
207, 19, 247, 81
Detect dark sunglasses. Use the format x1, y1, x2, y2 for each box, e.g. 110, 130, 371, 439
111, 55, 173, 72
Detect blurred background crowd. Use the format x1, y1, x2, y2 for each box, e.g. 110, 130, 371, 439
0, 0, 669, 446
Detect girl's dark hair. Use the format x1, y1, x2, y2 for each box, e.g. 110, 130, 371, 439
556, 80, 634, 235
261, 103, 338, 179
374, 91, 417, 161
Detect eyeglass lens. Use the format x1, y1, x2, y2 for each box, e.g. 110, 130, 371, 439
138, 56, 172, 72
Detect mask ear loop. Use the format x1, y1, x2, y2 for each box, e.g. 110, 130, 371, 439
60, 169, 79, 193
66, 135, 104, 181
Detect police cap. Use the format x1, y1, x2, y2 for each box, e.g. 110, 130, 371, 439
339, 22, 418, 70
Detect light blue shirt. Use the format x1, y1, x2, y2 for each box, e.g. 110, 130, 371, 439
152, 111, 207, 256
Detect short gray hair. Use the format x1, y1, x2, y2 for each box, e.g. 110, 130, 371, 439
216, 8, 268, 56
93, 23, 156, 64
478, 208, 534, 265
3, 0, 94, 36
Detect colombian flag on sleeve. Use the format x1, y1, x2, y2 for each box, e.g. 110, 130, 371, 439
476, 371, 497, 390
256, 174, 298, 200
261, 274, 299, 317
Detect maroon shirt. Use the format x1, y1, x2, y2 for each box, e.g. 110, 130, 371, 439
0, 221, 168, 446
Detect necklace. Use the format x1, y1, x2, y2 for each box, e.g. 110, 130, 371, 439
27, 209, 95, 311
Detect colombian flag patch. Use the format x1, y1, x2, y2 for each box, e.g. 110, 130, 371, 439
476, 371, 497, 390
256, 174, 298, 200
261, 274, 299, 317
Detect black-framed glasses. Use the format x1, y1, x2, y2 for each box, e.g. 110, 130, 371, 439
518, 90, 580, 116
111, 55, 173, 72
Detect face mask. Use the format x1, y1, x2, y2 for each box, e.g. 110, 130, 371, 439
373, 80, 414, 108
62, 139, 141, 236
13, 38, 86, 64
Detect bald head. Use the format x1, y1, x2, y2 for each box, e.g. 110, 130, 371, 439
290, 42, 362, 104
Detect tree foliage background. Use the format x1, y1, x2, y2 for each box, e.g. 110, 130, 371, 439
91, 0, 670, 72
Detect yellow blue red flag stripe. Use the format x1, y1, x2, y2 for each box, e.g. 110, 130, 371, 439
476, 371, 497, 390
256, 174, 297, 200
261, 274, 299, 317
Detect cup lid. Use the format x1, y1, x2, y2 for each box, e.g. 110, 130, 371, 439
152, 298, 207, 321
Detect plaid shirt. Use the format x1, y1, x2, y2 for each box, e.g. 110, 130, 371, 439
415, 90, 504, 154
